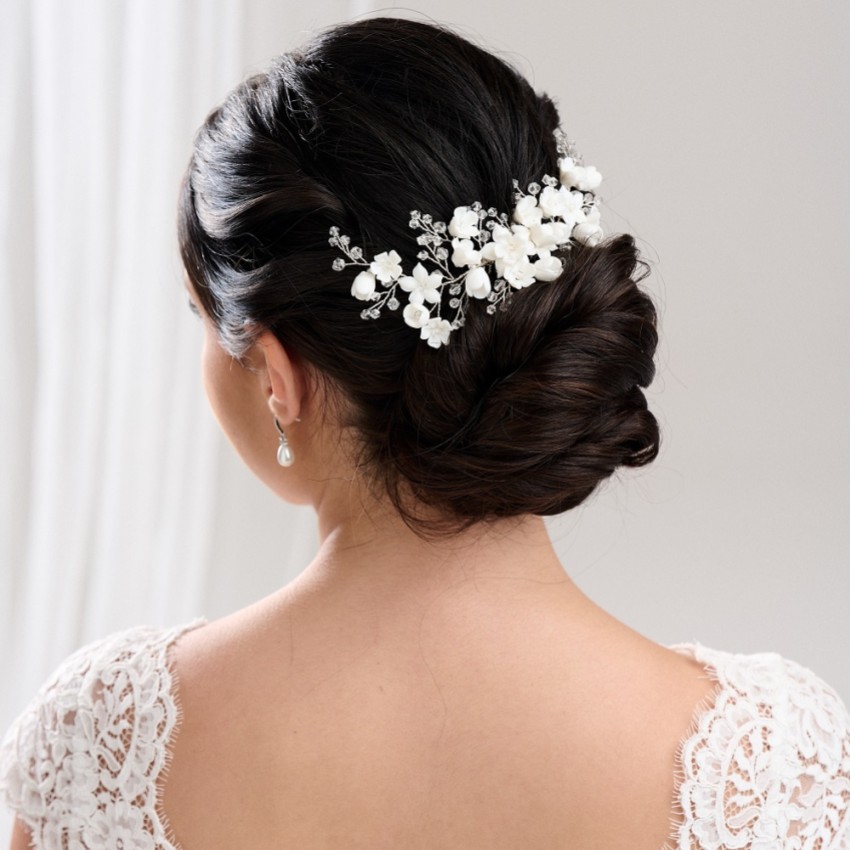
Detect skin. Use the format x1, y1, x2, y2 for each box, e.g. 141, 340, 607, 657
9, 290, 719, 850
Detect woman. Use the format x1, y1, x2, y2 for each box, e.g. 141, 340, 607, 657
2, 16, 848, 850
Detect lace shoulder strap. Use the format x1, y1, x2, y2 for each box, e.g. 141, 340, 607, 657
669, 643, 850, 850
0, 620, 204, 850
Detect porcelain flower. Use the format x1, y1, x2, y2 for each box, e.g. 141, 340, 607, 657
421, 317, 453, 348
560, 158, 603, 192
482, 224, 536, 278
465, 266, 492, 299
351, 271, 377, 301
370, 250, 403, 283
399, 263, 443, 305
576, 165, 603, 191
528, 221, 572, 253
448, 206, 480, 238
512, 195, 543, 227
539, 185, 585, 223
533, 255, 563, 281
503, 257, 537, 289
572, 220, 603, 246
403, 302, 430, 329
451, 238, 482, 268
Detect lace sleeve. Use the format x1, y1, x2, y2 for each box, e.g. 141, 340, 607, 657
675, 646, 850, 850
0, 622, 203, 850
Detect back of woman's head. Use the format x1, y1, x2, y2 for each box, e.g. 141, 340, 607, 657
179, 16, 659, 532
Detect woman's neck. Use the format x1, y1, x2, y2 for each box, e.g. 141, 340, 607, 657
296, 483, 581, 620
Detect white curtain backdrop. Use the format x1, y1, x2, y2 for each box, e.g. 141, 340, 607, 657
0, 0, 351, 838
1, 0, 240, 702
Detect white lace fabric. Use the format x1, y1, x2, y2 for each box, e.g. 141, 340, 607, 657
2, 628, 849, 850
666, 643, 850, 850
0, 622, 204, 850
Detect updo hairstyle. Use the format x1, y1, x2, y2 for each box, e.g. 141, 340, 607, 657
178, 17, 660, 532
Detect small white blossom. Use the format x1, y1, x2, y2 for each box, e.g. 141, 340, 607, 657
538, 185, 583, 223
403, 302, 431, 328
448, 206, 480, 238
421, 317, 453, 348
370, 250, 403, 283
451, 238, 482, 268
481, 224, 536, 278
399, 262, 443, 305
465, 266, 492, 299
503, 257, 537, 289
351, 271, 377, 301
558, 157, 578, 187
528, 221, 572, 253
560, 160, 603, 192
572, 221, 603, 246
512, 195, 543, 227
533, 255, 564, 281
576, 165, 602, 191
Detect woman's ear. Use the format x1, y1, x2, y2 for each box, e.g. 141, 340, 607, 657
254, 331, 305, 425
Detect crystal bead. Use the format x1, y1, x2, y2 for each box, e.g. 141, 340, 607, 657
332, 258, 345, 271
387, 298, 399, 310
486, 305, 496, 314
449, 298, 459, 308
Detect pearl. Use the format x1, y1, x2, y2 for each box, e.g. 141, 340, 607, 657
277, 442, 294, 467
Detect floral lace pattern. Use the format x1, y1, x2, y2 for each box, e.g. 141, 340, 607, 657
2, 629, 848, 849
667, 643, 850, 850
0, 622, 204, 850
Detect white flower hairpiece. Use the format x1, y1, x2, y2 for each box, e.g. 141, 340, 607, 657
328, 130, 603, 349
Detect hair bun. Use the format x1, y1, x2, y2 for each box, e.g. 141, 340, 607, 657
379, 234, 660, 524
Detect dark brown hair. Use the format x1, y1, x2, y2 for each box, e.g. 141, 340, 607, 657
178, 17, 659, 532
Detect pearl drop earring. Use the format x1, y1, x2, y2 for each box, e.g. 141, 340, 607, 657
274, 418, 294, 467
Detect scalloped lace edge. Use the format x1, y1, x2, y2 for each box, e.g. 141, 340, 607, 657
660, 642, 726, 850
152, 618, 208, 850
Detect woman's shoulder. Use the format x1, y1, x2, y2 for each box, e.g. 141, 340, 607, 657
0, 618, 205, 845
666, 641, 850, 848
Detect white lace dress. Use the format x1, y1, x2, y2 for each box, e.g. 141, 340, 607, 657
1, 622, 849, 850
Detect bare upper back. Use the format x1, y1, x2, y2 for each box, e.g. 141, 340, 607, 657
161, 577, 717, 850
